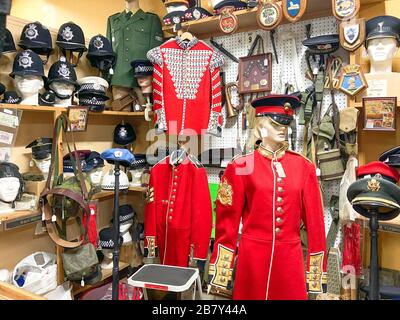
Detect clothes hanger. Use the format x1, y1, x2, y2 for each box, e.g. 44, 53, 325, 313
177, 25, 194, 42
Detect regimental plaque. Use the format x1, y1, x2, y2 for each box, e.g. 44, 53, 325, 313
339, 64, 368, 97
219, 6, 238, 35
340, 18, 366, 52
332, 0, 360, 21
257, 0, 283, 31
282, 0, 307, 23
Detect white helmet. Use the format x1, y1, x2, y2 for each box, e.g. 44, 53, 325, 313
101, 169, 129, 190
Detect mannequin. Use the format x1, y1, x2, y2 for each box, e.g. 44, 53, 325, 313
49, 82, 74, 107
89, 167, 104, 186
100, 248, 114, 270
0, 177, 20, 212
14, 75, 43, 106
362, 15, 400, 98
120, 219, 133, 243
125, 0, 140, 14
32, 157, 51, 178
208, 95, 327, 300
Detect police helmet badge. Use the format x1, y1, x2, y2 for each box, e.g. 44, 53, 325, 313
61, 26, 74, 41
340, 18, 366, 52
25, 24, 39, 40
257, 0, 283, 31
94, 37, 104, 50
58, 64, 71, 79
332, 0, 360, 21
339, 64, 368, 97
18, 51, 34, 69
219, 6, 238, 35
193, 9, 201, 20
172, 15, 182, 24
119, 127, 128, 138
282, 0, 307, 23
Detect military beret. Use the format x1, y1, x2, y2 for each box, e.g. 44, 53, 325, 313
379, 146, 400, 168
131, 60, 153, 77
101, 148, 135, 168
98, 227, 123, 249
347, 177, 400, 221
251, 94, 301, 126
1, 91, 21, 104
302, 34, 340, 55
357, 161, 399, 183
113, 123, 136, 146
26, 138, 53, 160
366, 15, 400, 44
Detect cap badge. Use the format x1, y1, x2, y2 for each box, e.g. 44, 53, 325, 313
114, 151, 123, 158
119, 128, 128, 138
378, 21, 384, 32
284, 102, 291, 112
193, 9, 201, 20
58, 64, 71, 78
367, 179, 380, 192
94, 37, 104, 50
172, 16, 181, 24
61, 26, 74, 41
25, 24, 39, 40
18, 51, 33, 69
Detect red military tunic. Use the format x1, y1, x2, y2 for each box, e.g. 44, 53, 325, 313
144, 152, 212, 267
147, 37, 224, 137
209, 146, 327, 300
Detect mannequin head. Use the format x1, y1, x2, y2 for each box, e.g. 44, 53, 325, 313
49, 82, 75, 106
0, 177, 21, 203
137, 76, 153, 94
14, 75, 44, 104
33, 156, 51, 175
125, 0, 139, 11
367, 37, 399, 73
102, 248, 113, 260
89, 167, 104, 185
254, 117, 288, 151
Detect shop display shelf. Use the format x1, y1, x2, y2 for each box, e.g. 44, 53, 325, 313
0, 104, 150, 117
0, 210, 41, 231
92, 186, 147, 200
72, 261, 130, 296
162, 0, 382, 39
0, 281, 46, 300
357, 216, 400, 233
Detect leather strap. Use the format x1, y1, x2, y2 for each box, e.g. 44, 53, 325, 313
326, 195, 340, 251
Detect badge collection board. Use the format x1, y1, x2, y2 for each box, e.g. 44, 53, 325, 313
203, 16, 350, 249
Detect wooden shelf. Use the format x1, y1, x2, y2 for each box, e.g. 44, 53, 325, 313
357, 216, 400, 233
0, 104, 150, 117
162, 0, 383, 39
72, 261, 130, 296
0, 210, 41, 231
92, 186, 147, 200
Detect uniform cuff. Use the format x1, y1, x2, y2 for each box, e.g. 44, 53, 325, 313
306, 252, 327, 293
144, 236, 158, 258
209, 244, 234, 291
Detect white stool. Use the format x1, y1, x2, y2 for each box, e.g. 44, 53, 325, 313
127, 264, 203, 300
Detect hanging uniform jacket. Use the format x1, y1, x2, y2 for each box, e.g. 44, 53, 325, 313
147, 37, 225, 137
209, 146, 327, 300
144, 152, 212, 267
107, 9, 164, 88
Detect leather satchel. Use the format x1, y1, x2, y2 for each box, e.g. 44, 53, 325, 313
40, 114, 92, 249
111, 93, 137, 112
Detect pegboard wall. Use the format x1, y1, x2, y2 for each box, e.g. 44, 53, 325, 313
204, 16, 350, 249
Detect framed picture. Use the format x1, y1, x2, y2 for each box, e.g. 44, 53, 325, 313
363, 97, 397, 131
66, 106, 89, 132
238, 53, 272, 94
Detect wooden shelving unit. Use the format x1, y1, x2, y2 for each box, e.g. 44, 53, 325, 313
0, 104, 149, 117
72, 262, 130, 296
0, 210, 41, 231
162, 0, 383, 39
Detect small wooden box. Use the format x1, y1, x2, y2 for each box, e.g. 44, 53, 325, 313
24, 180, 46, 197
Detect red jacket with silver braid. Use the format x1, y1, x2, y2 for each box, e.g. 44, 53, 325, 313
144, 153, 212, 268
208, 148, 327, 300
147, 37, 224, 137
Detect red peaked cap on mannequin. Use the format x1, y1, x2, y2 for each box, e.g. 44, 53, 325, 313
251, 94, 301, 126
357, 161, 400, 183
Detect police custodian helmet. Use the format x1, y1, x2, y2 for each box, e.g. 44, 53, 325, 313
46, 57, 80, 93
56, 22, 88, 67
18, 22, 53, 63
86, 34, 116, 73
9, 50, 47, 82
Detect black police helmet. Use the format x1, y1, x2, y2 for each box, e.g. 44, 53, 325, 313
9, 50, 47, 81
18, 22, 53, 56
2, 28, 16, 54
86, 35, 116, 72
46, 57, 80, 90
56, 22, 87, 52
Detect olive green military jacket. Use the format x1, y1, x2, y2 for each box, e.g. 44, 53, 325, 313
107, 9, 164, 88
